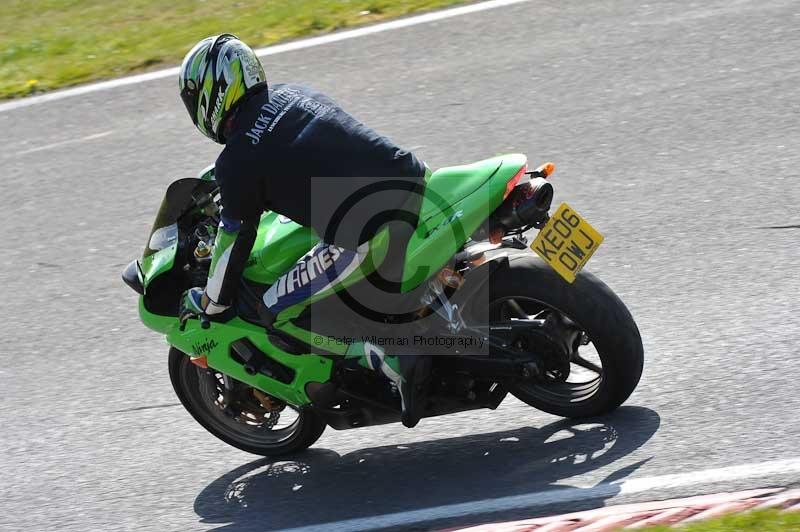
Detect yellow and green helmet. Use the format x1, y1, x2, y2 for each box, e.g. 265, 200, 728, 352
179, 34, 266, 144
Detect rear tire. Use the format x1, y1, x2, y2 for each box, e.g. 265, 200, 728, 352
168, 348, 326, 456
474, 254, 643, 418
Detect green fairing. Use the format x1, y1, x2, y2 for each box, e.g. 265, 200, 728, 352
401, 154, 527, 291
138, 296, 332, 405
243, 212, 319, 285
140, 244, 176, 290
172, 317, 332, 405
417, 157, 503, 220
138, 297, 176, 334
136, 154, 526, 406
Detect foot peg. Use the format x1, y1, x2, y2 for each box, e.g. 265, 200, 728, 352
230, 339, 295, 384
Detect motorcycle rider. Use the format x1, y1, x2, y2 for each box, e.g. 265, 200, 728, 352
177, 34, 430, 427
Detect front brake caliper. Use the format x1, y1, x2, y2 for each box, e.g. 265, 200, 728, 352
252, 389, 286, 413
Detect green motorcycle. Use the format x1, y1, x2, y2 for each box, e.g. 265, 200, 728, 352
123, 154, 643, 456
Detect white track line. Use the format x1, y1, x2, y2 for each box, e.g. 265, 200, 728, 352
280, 457, 800, 532
0, 0, 532, 114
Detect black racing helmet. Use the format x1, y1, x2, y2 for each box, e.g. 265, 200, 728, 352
179, 34, 267, 143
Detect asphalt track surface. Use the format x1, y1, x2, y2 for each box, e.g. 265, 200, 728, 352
1, 0, 799, 530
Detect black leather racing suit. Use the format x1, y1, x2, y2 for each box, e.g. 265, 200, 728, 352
203, 83, 426, 315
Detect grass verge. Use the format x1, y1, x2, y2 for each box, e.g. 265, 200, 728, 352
0, 0, 467, 100
639, 509, 800, 531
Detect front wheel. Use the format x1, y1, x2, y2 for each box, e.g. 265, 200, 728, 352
475, 255, 644, 418
168, 348, 326, 456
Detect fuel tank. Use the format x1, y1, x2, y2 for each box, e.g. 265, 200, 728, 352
242, 212, 319, 285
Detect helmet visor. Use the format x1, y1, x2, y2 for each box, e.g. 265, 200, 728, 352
180, 84, 199, 122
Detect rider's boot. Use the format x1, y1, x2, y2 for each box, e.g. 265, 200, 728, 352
346, 342, 430, 428
397, 354, 432, 428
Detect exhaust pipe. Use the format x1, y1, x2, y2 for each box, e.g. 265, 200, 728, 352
472, 178, 554, 241
508, 177, 554, 227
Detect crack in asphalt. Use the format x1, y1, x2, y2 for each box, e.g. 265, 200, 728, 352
112, 403, 182, 413
757, 224, 800, 229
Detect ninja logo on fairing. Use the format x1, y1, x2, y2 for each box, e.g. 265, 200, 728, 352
192, 339, 219, 355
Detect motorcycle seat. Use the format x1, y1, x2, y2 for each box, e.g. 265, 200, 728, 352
419, 156, 505, 221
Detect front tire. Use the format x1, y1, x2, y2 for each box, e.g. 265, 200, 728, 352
474, 255, 644, 418
168, 348, 326, 456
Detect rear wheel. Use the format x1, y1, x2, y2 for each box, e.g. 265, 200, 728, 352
475, 255, 643, 418
168, 348, 326, 456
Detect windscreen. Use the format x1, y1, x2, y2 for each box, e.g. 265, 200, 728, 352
143, 178, 217, 258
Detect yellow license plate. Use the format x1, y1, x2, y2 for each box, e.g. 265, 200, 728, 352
531, 202, 604, 283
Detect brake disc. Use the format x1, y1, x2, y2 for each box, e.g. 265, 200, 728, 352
200, 369, 285, 429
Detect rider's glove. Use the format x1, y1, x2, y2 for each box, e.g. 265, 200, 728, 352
180, 287, 210, 330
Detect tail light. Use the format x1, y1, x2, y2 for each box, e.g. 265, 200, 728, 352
471, 162, 556, 242
503, 164, 528, 199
